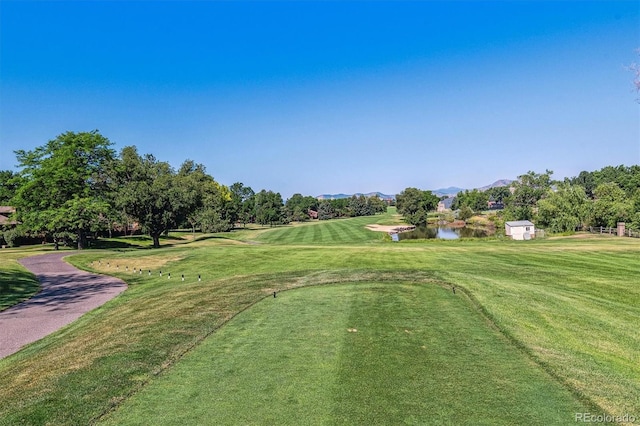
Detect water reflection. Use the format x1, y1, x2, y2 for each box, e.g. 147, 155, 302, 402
398, 225, 490, 240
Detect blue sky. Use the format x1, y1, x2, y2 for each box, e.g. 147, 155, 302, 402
1, 1, 638, 198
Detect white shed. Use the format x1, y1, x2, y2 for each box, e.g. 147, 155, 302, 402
505, 220, 535, 240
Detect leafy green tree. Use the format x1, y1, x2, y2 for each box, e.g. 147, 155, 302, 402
229, 182, 255, 227
198, 208, 232, 233
458, 205, 474, 222
2, 228, 22, 247
367, 196, 388, 214
285, 193, 318, 222
452, 189, 489, 212
630, 189, 640, 231
485, 186, 511, 204
317, 198, 350, 219
348, 195, 373, 217
174, 161, 233, 233
332, 198, 350, 217
569, 165, 640, 198
505, 170, 553, 221
114, 146, 184, 248
537, 184, 591, 232
570, 171, 597, 198
202, 181, 234, 232
0, 170, 23, 205
255, 190, 286, 226
396, 188, 439, 225
13, 130, 115, 249
317, 200, 335, 220
175, 160, 209, 230
591, 182, 633, 228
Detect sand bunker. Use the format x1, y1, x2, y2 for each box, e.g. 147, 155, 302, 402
366, 224, 416, 233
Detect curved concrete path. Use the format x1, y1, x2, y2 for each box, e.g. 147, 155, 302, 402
0, 252, 126, 359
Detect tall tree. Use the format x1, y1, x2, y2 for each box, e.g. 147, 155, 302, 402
537, 184, 591, 232
396, 188, 439, 225
485, 186, 511, 204
13, 131, 115, 249
591, 182, 633, 228
317, 200, 335, 220
367, 195, 388, 214
174, 160, 233, 232
505, 170, 553, 220
229, 182, 255, 227
0, 170, 22, 205
348, 195, 373, 217
285, 193, 318, 222
254, 190, 286, 226
114, 146, 183, 248
452, 189, 489, 212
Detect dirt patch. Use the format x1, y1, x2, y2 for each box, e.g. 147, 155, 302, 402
91, 255, 185, 274
444, 220, 467, 228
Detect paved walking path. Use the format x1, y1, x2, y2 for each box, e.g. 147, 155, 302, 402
0, 252, 126, 359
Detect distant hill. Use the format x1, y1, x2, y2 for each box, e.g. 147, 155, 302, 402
431, 186, 465, 197
317, 192, 395, 200
317, 181, 513, 201
433, 179, 513, 197
476, 179, 514, 192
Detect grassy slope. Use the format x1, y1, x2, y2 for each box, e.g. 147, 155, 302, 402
0, 246, 51, 311
103, 283, 587, 425
0, 212, 637, 424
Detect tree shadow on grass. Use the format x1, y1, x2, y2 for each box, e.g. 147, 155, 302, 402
89, 240, 141, 250
0, 269, 40, 311
0, 272, 125, 314
89, 235, 192, 251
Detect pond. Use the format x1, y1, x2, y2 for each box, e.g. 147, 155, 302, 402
398, 225, 492, 240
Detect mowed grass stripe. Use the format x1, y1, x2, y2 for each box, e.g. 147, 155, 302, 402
102, 283, 589, 425
332, 220, 363, 242
255, 215, 384, 245
300, 223, 316, 244
312, 220, 322, 243
324, 220, 344, 244
268, 225, 291, 244
281, 224, 305, 244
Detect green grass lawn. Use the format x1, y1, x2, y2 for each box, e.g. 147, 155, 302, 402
0, 211, 638, 425
252, 215, 390, 245
102, 283, 588, 425
0, 246, 53, 311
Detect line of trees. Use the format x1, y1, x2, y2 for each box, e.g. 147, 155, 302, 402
0, 131, 390, 248
316, 195, 387, 220
3, 132, 637, 246
537, 167, 640, 232
0, 131, 291, 248
449, 167, 640, 233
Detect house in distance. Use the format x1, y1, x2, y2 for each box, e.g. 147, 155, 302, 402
505, 220, 535, 240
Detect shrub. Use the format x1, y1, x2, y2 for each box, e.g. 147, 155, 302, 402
2, 228, 22, 247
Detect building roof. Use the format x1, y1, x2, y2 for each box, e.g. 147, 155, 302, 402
505, 220, 534, 227
0, 206, 16, 214
0, 214, 19, 226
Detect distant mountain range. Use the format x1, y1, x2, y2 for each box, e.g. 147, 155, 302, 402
317, 192, 395, 200
476, 179, 514, 192
433, 179, 514, 197
316, 180, 514, 200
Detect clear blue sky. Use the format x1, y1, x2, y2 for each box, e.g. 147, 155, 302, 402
1, 1, 638, 198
